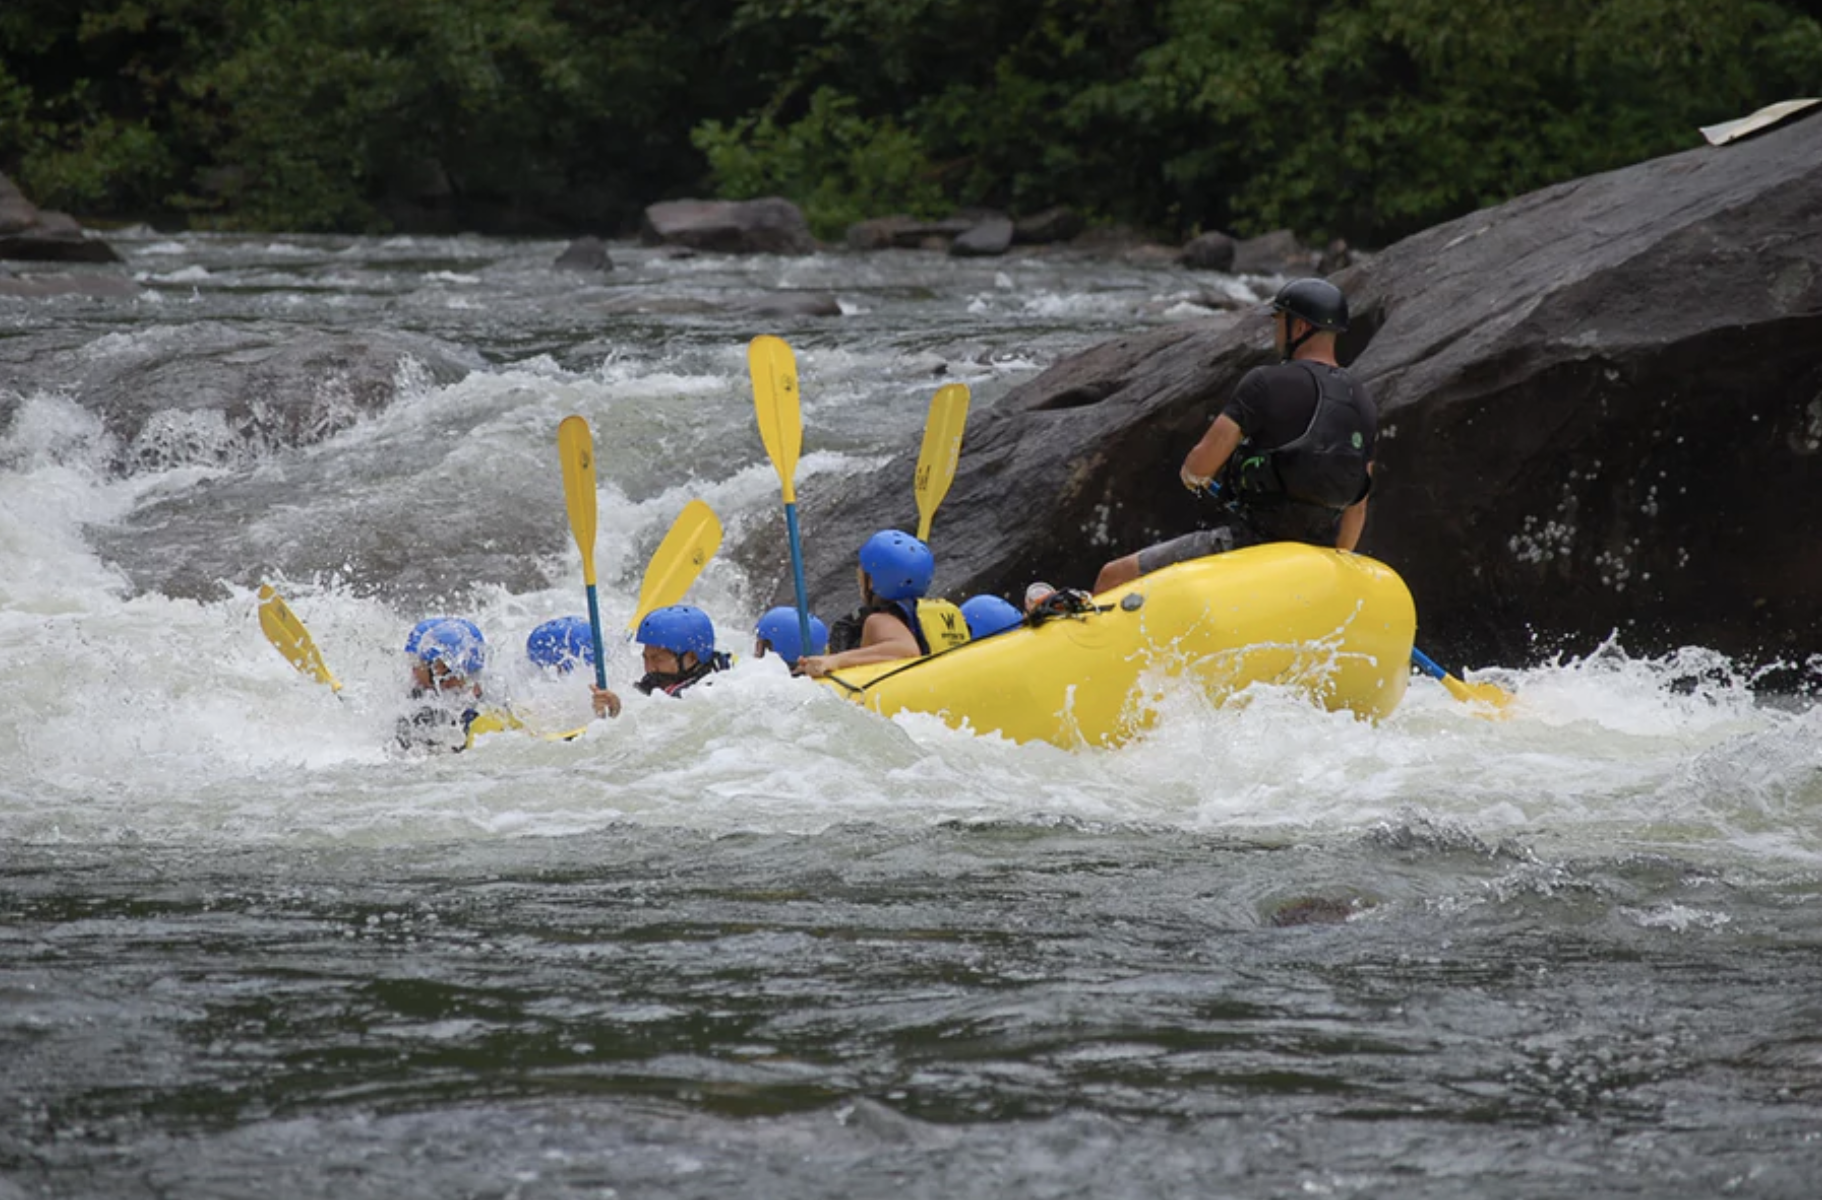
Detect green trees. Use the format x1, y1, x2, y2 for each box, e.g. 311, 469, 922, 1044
3, 0, 1818, 243
1128, 0, 1822, 242
183, 0, 595, 230
694, 88, 948, 239
700, 0, 1165, 234
706, 0, 1822, 245
1, 0, 758, 232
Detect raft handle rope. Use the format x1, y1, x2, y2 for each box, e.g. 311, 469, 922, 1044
1025, 588, 1108, 627
820, 671, 865, 695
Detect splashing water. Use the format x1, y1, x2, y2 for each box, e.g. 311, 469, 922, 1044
4, 231, 1819, 1198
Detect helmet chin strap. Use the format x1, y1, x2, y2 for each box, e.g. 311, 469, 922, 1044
1280, 317, 1318, 363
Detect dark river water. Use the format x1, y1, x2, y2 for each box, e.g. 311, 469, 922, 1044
2, 231, 1819, 1198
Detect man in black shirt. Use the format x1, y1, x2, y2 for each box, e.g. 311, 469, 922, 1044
1093, 277, 1377, 592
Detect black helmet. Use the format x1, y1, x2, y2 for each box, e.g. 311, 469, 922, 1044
1271, 278, 1349, 332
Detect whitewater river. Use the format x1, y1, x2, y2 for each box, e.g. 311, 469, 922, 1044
3, 232, 1819, 1198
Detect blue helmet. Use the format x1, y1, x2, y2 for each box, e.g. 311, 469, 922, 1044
756, 606, 829, 665
415, 618, 486, 678
960, 595, 1022, 639
636, 605, 715, 660
527, 615, 595, 672
409, 617, 483, 656
858, 530, 934, 601
404, 617, 444, 657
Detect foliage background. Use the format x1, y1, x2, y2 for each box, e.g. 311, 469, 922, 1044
3, 0, 1818, 244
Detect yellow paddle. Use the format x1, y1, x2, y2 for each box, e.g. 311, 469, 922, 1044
627, 498, 723, 633
557, 415, 611, 691
258, 584, 342, 693
748, 335, 815, 654
914, 382, 970, 543
1411, 647, 1514, 714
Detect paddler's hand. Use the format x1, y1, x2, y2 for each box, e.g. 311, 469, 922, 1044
796, 654, 830, 679
590, 685, 621, 719
1180, 464, 1213, 494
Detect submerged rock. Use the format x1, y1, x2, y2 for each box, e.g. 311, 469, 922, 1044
0, 270, 138, 298
553, 236, 613, 271
641, 197, 815, 255
1269, 897, 1366, 927
739, 112, 1822, 668
0, 324, 477, 477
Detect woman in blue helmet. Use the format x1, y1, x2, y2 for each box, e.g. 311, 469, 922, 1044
397, 617, 494, 752
796, 530, 969, 679
754, 605, 829, 669
589, 604, 731, 717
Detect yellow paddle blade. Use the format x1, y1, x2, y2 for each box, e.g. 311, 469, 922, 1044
257, 584, 342, 693
628, 498, 723, 632
557, 415, 599, 587
464, 708, 526, 742
914, 382, 970, 542
1442, 673, 1516, 715
469, 709, 588, 745
748, 335, 802, 504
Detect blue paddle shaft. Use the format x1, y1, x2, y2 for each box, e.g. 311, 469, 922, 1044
1410, 647, 1446, 680
584, 583, 608, 691
784, 502, 813, 653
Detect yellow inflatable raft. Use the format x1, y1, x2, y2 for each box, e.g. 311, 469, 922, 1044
820, 544, 1415, 748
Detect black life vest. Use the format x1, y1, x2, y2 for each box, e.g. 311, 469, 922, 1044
1224, 361, 1373, 512
841, 598, 970, 656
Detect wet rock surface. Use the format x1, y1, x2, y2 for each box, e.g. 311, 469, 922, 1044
755, 114, 1822, 667
1, 323, 478, 477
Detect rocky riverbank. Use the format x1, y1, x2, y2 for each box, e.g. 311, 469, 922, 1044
744, 112, 1822, 673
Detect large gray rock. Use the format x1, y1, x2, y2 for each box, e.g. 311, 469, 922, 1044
0, 173, 38, 233
847, 215, 931, 250
53, 329, 491, 602
1013, 206, 1085, 245
949, 215, 1014, 258
1178, 231, 1237, 272
641, 197, 816, 255
844, 214, 982, 251
0, 173, 121, 263
739, 113, 1822, 669
1230, 229, 1316, 276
